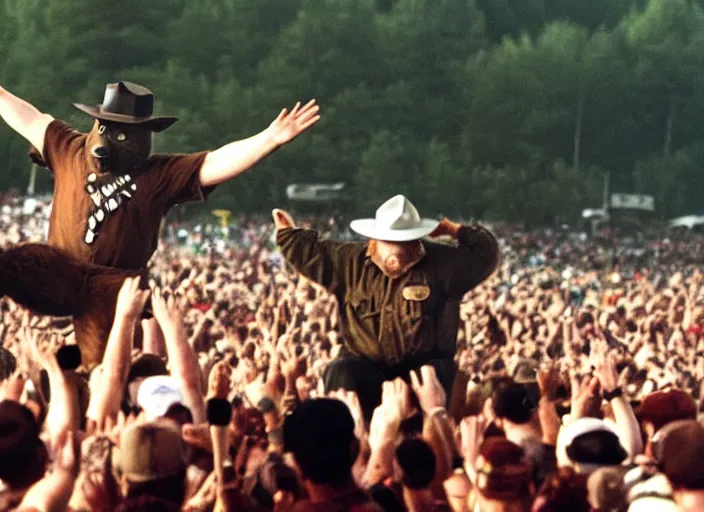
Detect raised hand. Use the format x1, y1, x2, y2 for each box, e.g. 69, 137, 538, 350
330, 389, 366, 440
381, 378, 413, 420
460, 414, 487, 467
23, 327, 58, 372
115, 277, 149, 321
537, 362, 560, 401
429, 218, 461, 239
208, 360, 233, 400
267, 100, 320, 146
591, 338, 619, 393
182, 423, 215, 453
80, 448, 120, 512
272, 209, 296, 231
150, 286, 184, 332
571, 374, 601, 420
0, 371, 25, 402
368, 404, 401, 453
410, 365, 447, 413
280, 346, 307, 382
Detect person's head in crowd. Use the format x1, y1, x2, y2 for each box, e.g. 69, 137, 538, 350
243, 452, 302, 509
394, 438, 439, 511
283, 399, 360, 496
162, 402, 193, 427
654, 419, 704, 508
0, 347, 17, 380
492, 381, 540, 443
124, 354, 169, 410
531, 467, 590, 512
473, 437, 534, 511
258, 396, 280, 433
396, 437, 436, 487
586, 467, 628, 512
135, 375, 185, 421
0, 400, 48, 490
635, 389, 697, 457
623, 466, 675, 512
512, 359, 538, 386
556, 418, 628, 475
114, 419, 188, 507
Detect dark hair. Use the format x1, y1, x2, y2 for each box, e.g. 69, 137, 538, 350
566, 431, 627, 466
258, 397, 277, 415
163, 403, 193, 426
534, 467, 589, 512
0, 347, 17, 380
396, 438, 435, 490
242, 342, 256, 360
283, 399, 358, 485
127, 355, 168, 384
399, 412, 424, 438
493, 382, 536, 424
0, 401, 48, 489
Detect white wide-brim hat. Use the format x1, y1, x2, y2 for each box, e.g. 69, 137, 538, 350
350, 195, 439, 242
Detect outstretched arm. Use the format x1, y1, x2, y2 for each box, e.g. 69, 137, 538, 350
273, 209, 350, 294
0, 86, 54, 156
199, 100, 320, 187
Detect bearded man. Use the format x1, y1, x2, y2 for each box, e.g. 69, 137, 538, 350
273, 195, 499, 421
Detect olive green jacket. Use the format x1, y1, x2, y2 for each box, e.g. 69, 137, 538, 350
276, 226, 499, 363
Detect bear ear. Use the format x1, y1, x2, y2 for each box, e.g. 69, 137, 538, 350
28, 146, 48, 168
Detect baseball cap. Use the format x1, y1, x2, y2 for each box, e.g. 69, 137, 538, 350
636, 389, 697, 434
116, 419, 187, 483
512, 359, 538, 384
587, 467, 628, 511
136, 376, 184, 420
656, 420, 704, 490
559, 418, 628, 471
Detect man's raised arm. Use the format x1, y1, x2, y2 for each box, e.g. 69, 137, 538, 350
0, 86, 54, 156
198, 99, 320, 187
273, 209, 349, 294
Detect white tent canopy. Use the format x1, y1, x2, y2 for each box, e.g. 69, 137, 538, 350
286, 183, 346, 202
669, 215, 704, 229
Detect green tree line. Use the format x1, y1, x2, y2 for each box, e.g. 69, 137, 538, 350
1, 0, 704, 224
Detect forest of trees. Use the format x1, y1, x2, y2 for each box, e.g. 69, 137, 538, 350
1, 0, 704, 224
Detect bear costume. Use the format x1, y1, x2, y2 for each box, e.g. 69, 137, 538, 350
0, 81, 319, 366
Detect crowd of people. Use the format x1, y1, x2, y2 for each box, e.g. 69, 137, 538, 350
1, 195, 704, 511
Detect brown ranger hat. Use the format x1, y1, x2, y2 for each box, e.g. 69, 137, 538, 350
74, 81, 177, 132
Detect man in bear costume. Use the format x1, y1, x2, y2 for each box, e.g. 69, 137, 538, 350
0, 81, 319, 365
272, 195, 499, 421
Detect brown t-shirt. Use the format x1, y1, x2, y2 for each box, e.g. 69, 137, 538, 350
41, 120, 212, 270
